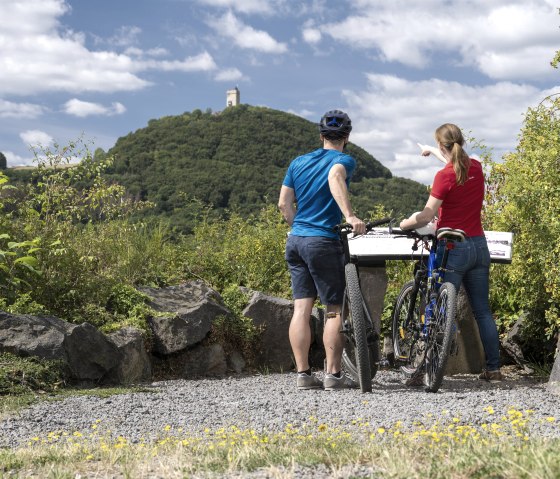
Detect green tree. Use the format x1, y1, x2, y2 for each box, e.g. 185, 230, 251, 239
0, 152, 6, 170
485, 94, 560, 357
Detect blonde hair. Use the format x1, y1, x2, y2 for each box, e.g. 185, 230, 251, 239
435, 123, 471, 185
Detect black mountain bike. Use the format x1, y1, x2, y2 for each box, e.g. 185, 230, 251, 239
335, 217, 393, 393
390, 224, 463, 392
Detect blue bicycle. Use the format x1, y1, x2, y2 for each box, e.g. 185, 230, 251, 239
390, 223, 462, 392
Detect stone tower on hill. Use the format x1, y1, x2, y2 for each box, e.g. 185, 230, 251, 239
226, 87, 240, 107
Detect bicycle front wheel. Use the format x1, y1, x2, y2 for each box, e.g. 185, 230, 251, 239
392, 280, 425, 377
341, 263, 372, 393
424, 282, 457, 392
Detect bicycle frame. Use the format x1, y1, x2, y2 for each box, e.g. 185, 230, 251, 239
401, 234, 455, 348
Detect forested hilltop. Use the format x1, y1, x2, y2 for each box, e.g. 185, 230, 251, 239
103, 105, 427, 231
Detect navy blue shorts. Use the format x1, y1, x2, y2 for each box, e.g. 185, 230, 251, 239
285, 235, 345, 305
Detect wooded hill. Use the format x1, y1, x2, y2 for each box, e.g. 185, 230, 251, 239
101, 105, 427, 231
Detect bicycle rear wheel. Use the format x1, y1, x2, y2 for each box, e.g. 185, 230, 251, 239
341, 263, 372, 393
392, 280, 425, 377
424, 282, 457, 392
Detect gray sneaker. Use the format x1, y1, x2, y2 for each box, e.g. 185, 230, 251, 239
479, 369, 504, 383
323, 373, 359, 391
297, 372, 323, 390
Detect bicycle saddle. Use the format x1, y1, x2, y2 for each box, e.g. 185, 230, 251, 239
436, 227, 466, 242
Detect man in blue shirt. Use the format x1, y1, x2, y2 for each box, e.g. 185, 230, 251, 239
278, 110, 365, 391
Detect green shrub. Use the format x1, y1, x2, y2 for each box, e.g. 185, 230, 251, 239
0, 353, 65, 395
211, 285, 260, 364
182, 205, 291, 297
484, 96, 560, 358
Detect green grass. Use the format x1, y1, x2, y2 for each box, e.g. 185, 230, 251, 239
1, 410, 559, 478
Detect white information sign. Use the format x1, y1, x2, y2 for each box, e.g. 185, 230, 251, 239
348, 229, 513, 265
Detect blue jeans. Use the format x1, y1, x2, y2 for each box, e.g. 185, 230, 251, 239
436, 236, 500, 371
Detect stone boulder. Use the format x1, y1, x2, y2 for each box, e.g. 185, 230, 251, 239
500, 312, 534, 373
0, 312, 127, 384
108, 327, 152, 384
0, 312, 72, 360
242, 290, 323, 371
548, 334, 560, 395
182, 343, 227, 378
63, 322, 122, 383
140, 281, 232, 355
445, 286, 486, 375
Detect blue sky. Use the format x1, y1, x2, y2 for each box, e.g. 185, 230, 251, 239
1, 0, 559, 184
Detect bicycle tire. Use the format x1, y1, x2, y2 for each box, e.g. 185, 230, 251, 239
424, 282, 457, 392
341, 263, 372, 393
341, 304, 379, 383
392, 280, 425, 377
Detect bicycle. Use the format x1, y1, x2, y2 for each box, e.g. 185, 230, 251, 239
389, 222, 463, 392
335, 217, 393, 393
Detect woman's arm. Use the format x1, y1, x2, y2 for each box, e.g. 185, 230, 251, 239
400, 195, 443, 230
417, 143, 448, 164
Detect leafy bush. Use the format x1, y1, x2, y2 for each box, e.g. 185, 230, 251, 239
0, 353, 65, 395
483, 96, 560, 361
1, 142, 181, 327
182, 204, 291, 297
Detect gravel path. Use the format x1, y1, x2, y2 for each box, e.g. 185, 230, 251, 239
1, 366, 559, 449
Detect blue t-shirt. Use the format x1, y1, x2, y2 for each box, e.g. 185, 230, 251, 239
282, 148, 356, 239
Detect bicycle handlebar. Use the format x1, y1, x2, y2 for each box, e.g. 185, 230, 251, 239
334, 217, 394, 235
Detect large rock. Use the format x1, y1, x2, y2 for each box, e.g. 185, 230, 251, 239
548, 335, 560, 395
242, 291, 294, 370
0, 312, 72, 360
108, 327, 152, 384
0, 312, 126, 384
140, 281, 232, 355
359, 265, 388, 365
445, 286, 486, 375
182, 343, 227, 378
500, 312, 534, 373
242, 291, 324, 370
63, 322, 122, 383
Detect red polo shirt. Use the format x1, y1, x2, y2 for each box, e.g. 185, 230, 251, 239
430, 159, 485, 237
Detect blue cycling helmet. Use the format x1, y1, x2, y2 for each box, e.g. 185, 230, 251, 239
319, 110, 352, 139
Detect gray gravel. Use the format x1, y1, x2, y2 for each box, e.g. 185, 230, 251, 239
1, 367, 559, 449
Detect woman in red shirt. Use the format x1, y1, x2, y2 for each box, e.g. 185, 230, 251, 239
400, 123, 502, 383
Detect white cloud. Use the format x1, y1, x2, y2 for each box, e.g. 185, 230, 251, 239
195, 0, 279, 14
0, 99, 44, 119
323, 0, 559, 80
343, 74, 560, 184
208, 11, 288, 53
124, 46, 169, 57
20, 130, 54, 148
138, 52, 217, 72
3, 151, 35, 167
302, 27, 321, 45
63, 99, 126, 117
214, 68, 244, 82
0, 0, 218, 96
287, 108, 315, 119
106, 26, 142, 47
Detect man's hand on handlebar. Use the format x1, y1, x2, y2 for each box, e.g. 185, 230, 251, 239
346, 215, 366, 236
